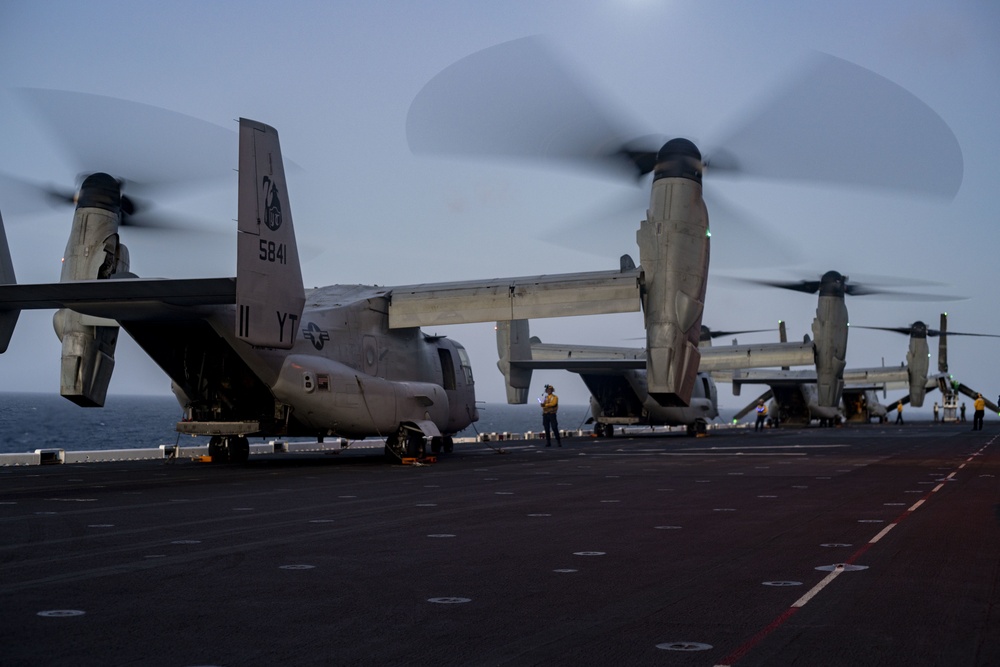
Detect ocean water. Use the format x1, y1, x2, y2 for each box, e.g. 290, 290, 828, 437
0, 392, 594, 454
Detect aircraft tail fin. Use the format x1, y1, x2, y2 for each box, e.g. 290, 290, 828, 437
0, 210, 20, 353
236, 119, 305, 348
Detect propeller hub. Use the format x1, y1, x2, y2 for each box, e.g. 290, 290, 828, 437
653, 138, 703, 184
819, 270, 847, 298
76, 173, 122, 214
910, 321, 928, 338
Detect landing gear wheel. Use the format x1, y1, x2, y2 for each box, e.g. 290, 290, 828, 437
385, 426, 424, 461
209, 436, 229, 463
230, 436, 250, 464
443, 436, 453, 454
385, 426, 408, 462
686, 419, 707, 437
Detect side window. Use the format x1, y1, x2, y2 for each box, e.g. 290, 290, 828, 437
438, 349, 456, 390
457, 347, 474, 385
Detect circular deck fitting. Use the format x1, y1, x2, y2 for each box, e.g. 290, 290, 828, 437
656, 641, 712, 652
655, 525, 682, 530
527, 513, 551, 517
821, 543, 852, 548
279, 564, 316, 570
816, 563, 868, 572
763, 581, 802, 587
37, 610, 85, 618
573, 551, 606, 556
427, 534, 455, 538
428, 597, 471, 604
553, 569, 578, 573
309, 519, 335, 523
171, 540, 201, 544
88, 524, 114, 528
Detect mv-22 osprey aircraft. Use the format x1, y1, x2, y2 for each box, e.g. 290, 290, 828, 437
729, 312, 1000, 424
0, 111, 657, 462
407, 38, 965, 434
0, 37, 965, 457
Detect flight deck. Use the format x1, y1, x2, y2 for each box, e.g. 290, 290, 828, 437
1, 423, 997, 666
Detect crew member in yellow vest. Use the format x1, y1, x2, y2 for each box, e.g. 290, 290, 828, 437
972, 393, 986, 431
895, 402, 904, 424
754, 400, 768, 432
541, 384, 562, 447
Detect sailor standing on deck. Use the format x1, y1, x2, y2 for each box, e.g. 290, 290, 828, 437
972, 393, 986, 431
896, 402, 904, 424
540, 384, 562, 447
755, 400, 768, 432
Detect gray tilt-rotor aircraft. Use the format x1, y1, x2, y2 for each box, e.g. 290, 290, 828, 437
0, 109, 652, 462
406, 37, 964, 426
0, 38, 966, 458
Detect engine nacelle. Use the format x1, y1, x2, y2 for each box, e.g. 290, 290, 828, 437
812, 293, 848, 410
637, 163, 708, 407
906, 335, 930, 407
54, 174, 129, 407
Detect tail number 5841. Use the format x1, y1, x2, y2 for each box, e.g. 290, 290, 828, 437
259, 239, 287, 264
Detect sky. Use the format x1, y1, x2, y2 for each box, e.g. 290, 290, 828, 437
0, 0, 998, 413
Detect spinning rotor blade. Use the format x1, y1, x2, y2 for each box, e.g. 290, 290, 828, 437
5, 89, 238, 230
710, 53, 963, 198
727, 277, 822, 294
723, 271, 964, 302
408, 37, 963, 198
407, 37, 656, 180
18, 88, 237, 189
855, 325, 1000, 338
701, 326, 774, 341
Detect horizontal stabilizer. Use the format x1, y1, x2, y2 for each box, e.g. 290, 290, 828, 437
0, 277, 236, 312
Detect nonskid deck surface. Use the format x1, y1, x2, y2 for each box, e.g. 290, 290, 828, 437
1, 424, 998, 666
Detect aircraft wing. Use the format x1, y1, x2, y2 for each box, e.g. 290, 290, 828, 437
698, 342, 814, 372
842, 366, 909, 385
719, 369, 818, 388
506, 339, 815, 373
0, 277, 236, 320
386, 268, 640, 328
